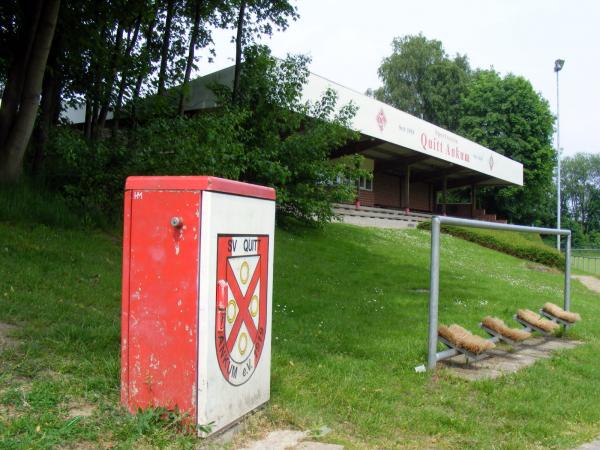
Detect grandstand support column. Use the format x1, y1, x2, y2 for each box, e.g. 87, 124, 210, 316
401, 166, 411, 210
470, 184, 477, 218
442, 176, 448, 215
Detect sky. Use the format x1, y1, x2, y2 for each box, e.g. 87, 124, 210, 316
197, 0, 600, 157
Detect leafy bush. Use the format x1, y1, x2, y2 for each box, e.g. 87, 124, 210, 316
130, 114, 246, 179
43, 113, 247, 224
43, 128, 129, 225
418, 222, 565, 269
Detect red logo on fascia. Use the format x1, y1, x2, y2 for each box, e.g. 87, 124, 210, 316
420, 132, 470, 163
376, 109, 387, 131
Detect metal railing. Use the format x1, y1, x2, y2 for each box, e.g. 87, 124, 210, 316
425, 216, 571, 370
572, 254, 600, 274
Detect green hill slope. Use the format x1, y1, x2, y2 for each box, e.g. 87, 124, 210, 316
1, 222, 599, 449
418, 221, 565, 269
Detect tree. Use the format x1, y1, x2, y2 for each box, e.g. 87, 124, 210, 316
112, 12, 143, 132
561, 153, 600, 235
458, 70, 556, 225
230, 0, 298, 103
31, 29, 63, 175
373, 34, 470, 131
178, 0, 220, 116
157, 0, 176, 95
0, 0, 61, 183
1, 0, 228, 179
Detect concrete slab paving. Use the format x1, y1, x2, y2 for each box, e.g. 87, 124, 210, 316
575, 438, 600, 449
236, 429, 344, 450
295, 443, 344, 450
238, 430, 308, 450
572, 275, 600, 294
440, 337, 582, 380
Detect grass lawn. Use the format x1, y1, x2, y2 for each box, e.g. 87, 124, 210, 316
1, 220, 600, 449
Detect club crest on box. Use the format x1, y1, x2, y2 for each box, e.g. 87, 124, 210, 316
215, 235, 269, 385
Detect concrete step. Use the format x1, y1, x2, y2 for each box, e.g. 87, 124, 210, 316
474, 215, 506, 224
333, 204, 432, 220
335, 214, 419, 229
332, 208, 425, 223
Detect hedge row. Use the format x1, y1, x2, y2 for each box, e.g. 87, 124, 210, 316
417, 222, 565, 270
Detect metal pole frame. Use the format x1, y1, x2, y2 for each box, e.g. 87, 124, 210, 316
556, 68, 562, 251
426, 216, 571, 370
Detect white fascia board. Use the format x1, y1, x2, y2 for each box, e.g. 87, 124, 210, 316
301, 73, 524, 186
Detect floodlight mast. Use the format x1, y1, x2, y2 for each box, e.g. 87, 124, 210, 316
555, 59, 564, 251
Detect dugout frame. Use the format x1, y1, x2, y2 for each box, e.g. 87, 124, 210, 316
424, 216, 571, 371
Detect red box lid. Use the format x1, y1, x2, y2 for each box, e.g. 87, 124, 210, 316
125, 176, 276, 200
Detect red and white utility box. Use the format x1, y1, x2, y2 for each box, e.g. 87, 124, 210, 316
120, 176, 276, 435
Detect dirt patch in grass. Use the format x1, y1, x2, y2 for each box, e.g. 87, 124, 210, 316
0, 403, 23, 420
57, 443, 97, 450
2, 374, 31, 386
39, 369, 67, 382
409, 288, 429, 293
67, 402, 96, 418
527, 263, 561, 274
0, 322, 19, 350
57, 440, 114, 450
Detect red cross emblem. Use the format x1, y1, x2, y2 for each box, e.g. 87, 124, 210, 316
376, 108, 387, 131
215, 235, 269, 385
